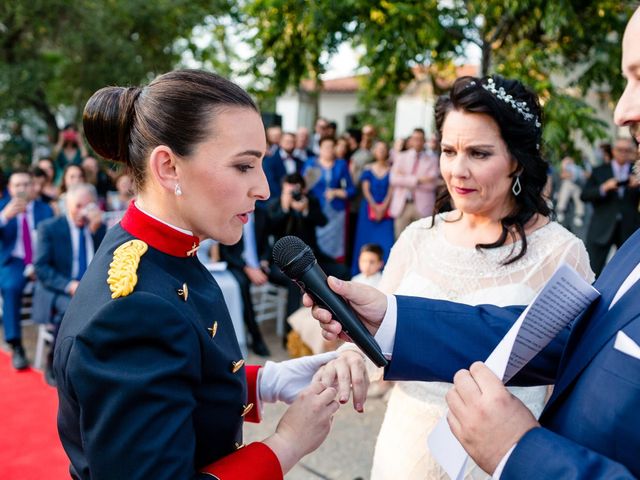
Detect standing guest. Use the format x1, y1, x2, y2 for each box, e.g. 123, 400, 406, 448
581, 136, 640, 276
303, 136, 356, 262
36, 158, 60, 200
293, 126, 314, 162
555, 156, 587, 228
57, 164, 86, 215
82, 156, 113, 202
262, 131, 303, 200
53, 124, 87, 177
335, 136, 351, 162
55, 69, 367, 480
389, 128, 440, 238
349, 124, 376, 185
311, 117, 329, 155
351, 141, 394, 275
31, 166, 56, 204
266, 125, 283, 156
33, 183, 106, 386
0, 169, 54, 369
106, 173, 135, 212
326, 121, 337, 140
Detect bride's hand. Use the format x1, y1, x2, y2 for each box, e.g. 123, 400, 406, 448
313, 350, 369, 412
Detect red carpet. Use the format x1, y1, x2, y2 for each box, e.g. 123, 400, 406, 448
0, 351, 69, 479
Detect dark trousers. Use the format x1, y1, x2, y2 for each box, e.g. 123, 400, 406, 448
226, 267, 266, 345
0, 257, 27, 343
587, 220, 627, 277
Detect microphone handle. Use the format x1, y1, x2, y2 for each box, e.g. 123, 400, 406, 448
297, 265, 388, 368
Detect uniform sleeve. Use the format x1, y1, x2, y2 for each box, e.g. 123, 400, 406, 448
66, 293, 281, 480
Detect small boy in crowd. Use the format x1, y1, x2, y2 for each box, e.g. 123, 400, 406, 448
351, 243, 384, 287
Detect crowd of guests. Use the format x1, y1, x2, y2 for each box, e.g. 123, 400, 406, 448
0, 125, 135, 384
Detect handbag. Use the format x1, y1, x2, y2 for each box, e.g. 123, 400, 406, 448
367, 202, 391, 221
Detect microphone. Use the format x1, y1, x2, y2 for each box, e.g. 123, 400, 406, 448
273, 236, 388, 367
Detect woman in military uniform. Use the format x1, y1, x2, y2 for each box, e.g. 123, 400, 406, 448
54, 69, 368, 480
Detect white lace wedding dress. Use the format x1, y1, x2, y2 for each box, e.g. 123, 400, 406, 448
369, 215, 594, 480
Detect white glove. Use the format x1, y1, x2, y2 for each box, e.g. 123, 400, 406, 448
259, 351, 338, 404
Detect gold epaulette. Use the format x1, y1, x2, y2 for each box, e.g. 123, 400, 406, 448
107, 240, 148, 299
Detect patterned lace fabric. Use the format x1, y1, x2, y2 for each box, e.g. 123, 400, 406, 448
369, 214, 594, 480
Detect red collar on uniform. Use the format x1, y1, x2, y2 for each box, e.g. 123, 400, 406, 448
120, 201, 200, 258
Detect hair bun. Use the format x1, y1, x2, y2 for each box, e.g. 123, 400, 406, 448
83, 86, 141, 165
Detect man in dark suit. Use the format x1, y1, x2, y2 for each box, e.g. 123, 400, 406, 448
308, 10, 640, 477
33, 183, 106, 385
262, 132, 304, 201
0, 169, 53, 369
219, 208, 271, 356
582, 136, 640, 276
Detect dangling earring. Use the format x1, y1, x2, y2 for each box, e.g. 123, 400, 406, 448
174, 183, 182, 196
512, 176, 522, 196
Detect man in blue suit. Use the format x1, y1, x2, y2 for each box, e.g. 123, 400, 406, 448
307, 9, 640, 478
262, 132, 304, 201
0, 169, 53, 369
33, 183, 106, 385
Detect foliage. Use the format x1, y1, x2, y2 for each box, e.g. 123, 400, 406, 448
0, 0, 231, 141
241, 0, 633, 161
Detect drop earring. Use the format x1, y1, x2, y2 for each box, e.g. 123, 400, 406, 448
512, 176, 522, 196
174, 183, 183, 196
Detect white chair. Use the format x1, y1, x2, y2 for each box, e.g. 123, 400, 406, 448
34, 324, 54, 370
251, 282, 288, 338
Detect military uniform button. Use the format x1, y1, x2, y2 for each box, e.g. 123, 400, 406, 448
177, 283, 189, 301
231, 359, 245, 373
208, 321, 218, 338
241, 403, 254, 417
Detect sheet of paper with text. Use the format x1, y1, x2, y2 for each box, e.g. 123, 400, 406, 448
428, 263, 600, 480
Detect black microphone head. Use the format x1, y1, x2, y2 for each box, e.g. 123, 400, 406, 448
272, 236, 316, 278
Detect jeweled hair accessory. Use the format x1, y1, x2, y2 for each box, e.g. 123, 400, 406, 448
481, 78, 542, 129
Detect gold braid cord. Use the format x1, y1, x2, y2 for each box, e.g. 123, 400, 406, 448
107, 240, 149, 299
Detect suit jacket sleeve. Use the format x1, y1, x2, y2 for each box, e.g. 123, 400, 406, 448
503, 427, 636, 479
62, 293, 281, 480
385, 295, 568, 386
580, 168, 610, 203
35, 220, 72, 293
219, 242, 246, 271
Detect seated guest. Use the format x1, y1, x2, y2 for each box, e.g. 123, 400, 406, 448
0, 169, 54, 369
31, 166, 56, 204
219, 208, 271, 357
33, 183, 106, 385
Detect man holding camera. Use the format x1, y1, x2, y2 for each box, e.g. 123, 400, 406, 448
0, 169, 53, 369
581, 136, 640, 276
33, 183, 105, 385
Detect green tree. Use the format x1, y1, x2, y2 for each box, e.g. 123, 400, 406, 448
0, 0, 231, 141
242, 0, 632, 159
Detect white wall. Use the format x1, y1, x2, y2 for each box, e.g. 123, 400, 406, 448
276, 94, 300, 132
394, 95, 435, 140
319, 92, 359, 133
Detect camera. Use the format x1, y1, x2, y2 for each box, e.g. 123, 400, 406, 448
291, 190, 303, 201
617, 179, 630, 187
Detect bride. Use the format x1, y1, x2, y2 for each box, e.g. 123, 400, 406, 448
368, 76, 594, 479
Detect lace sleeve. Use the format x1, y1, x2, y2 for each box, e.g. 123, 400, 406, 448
378, 225, 417, 294
561, 237, 595, 284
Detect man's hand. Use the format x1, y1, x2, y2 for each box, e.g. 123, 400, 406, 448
446, 362, 540, 475
85, 205, 103, 233
244, 266, 268, 285
601, 178, 619, 193
302, 276, 388, 341
1, 197, 27, 220
68, 280, 80, 296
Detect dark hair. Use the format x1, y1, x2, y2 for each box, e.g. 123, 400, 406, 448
360, 243, 384, 261
283, 172, 306, 189
9, 167, 32, 179
434, 75, 550, 265
413, 128, 426, 137
319, 136, 336, 147
83, 69, 258, 190
60, 164, 86, 194
30, 166, 48, 179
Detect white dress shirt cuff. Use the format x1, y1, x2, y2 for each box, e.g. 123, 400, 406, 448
492, 444, 517, 479
374, 294, 397, 358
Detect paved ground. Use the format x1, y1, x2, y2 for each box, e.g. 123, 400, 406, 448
4, 318, 387, 480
